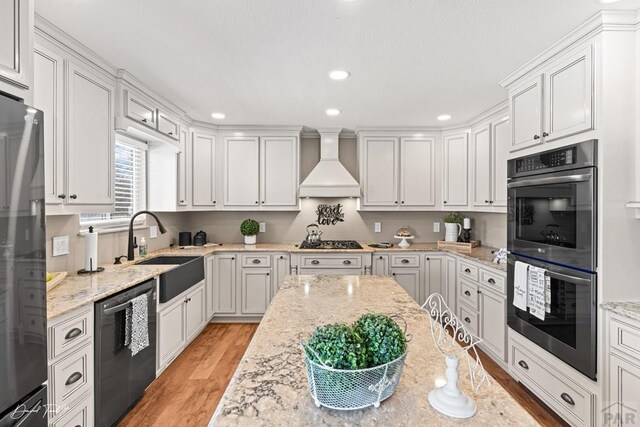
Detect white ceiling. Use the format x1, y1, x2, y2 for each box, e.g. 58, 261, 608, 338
35, 0, 640, 130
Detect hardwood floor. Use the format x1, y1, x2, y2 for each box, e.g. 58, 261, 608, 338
119, 323, 565, 426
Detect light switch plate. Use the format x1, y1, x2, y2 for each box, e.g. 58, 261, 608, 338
259, 222, 266, 233
433, 222, 440, 233
52, 236, 69, 256
149, 226, 158, 239
374, 222, 381, 233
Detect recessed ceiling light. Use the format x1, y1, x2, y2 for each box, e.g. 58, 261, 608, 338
326, 108, 341, 116
329, 70, 351, 80
437, 114, 452, 121
211, 112, 226, 119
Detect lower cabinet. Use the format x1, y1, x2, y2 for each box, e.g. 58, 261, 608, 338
205, 255, 215, 320
478, 288, 506, 360
50, 392, 94, 427
157, 281, 206, 373
607, 314, 640, 427
241, 268, 272, 314
424, 255, 445, 305
372, 254, 389, 276
390, 268, 421, 302
212, 254, 237, 314
272, 253, 290, 296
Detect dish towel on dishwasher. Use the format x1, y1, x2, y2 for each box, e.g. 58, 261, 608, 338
124, 293, 149, 356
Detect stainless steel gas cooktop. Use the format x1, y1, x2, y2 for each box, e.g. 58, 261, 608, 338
298, 240, 363, 250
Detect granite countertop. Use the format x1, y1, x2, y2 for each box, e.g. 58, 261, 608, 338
210, 275, 535, 426
47, 242, 505, 320
601, 301, 640, 322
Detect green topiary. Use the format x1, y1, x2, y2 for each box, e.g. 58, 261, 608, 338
240, 219, 260, 236
443, 212, 463, 224
353, 313, 407, 367
306, 323, 367, 370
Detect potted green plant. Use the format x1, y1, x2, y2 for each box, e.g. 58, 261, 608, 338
443, 212, 463, 242
240, 219, 260, 245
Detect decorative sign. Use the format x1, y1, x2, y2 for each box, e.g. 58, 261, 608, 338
316, 203, 345, 226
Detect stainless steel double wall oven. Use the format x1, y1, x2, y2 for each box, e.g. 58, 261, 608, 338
507, 140, 597, 379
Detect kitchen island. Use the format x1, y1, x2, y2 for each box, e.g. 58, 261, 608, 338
210, 275, 536, 426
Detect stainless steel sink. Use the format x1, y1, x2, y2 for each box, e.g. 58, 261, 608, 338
136, 256, 204, 303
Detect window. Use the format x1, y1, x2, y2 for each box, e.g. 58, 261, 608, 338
80, 140, 146, 228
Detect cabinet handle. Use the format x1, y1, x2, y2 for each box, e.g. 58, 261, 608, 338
168, 132, 173, 135
489, 200, 494, 204
252, 259, 261, 264
379, 256, 383, 260
533, 134, 540, 140
266, 272, 270, 276
464, 317, 471, 323
542, 132, 549, 137
394, 201, 398, 204
401, 201, 405, 204
255, 201, 259, 204
560, 393, 575, 406
142, 118, 147, 123
485, 200, 489, 204
443, 201, 447, 204
487, 278, 495, 284
65, 372, 83, 386
518, 360, 529, 370
401, 259, 409, 264
57, 194, 66, 199
231, 257, 235, 260
180, 200, 185, 203
477, 290, 482, 294
311, 260, 320, 265
392, 272, 396, 276
213, 201, 216, 204
279, 256, 284, 259
464, 290, 471, 296
426, 257, 430, 261
262, 201, 265, 204
464, 268, 471, 273
64, 328, 82, 340
69, 194, 77, 199
343, 260, 352, 265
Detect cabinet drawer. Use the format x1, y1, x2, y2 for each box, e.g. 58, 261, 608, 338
157, 110, 179, 140
124, 89, 157, 128
241, 254, 272, 268
458, 305, 479, 336
458, 279, 479, 310
49, 308, 93, 360
49, 343, 93, 417
511, 345, 593, 426
390, 254, 420, 268
458, 261, 479, 281
300, 255, 362, 269
479, 268, 506, 294
610, 317, 640, 362
51, 393, 93, 427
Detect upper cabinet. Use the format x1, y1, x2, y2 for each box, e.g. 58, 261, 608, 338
471, 124, 492, 207
358, 133, 436, 210
442, 133, 468, 207
222, 133, 300, 210
491, 117, 510, 207
192, 131, 218, 208
0, 0, 33, 102
508, 44, 593, 152
34, 39, 115, 215
123, 88, 157, 129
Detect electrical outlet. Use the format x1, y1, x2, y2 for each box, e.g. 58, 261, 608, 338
259, 222, 266, 233
149, 226, 158, 239
52, 236, 69, 256
433, 222, 440, 233
374, 222, 381, 233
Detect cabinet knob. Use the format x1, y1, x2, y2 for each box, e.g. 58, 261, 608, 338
262, 201, 265, 204
255, 201, 259, 204
280, 256, 284, 259
401, 201, 405, 204
142, 118, 147, 123
542, 132, 549, 137
379, 256, 383, 259
464, 268, 471, 274
231, 257, 235, 260
533, 134, 540, 140
58, 194, 66, 199
464, 317, 471, 323
401, 259, 409, 264
69, 194, 77, 199
252, 259, 261, 264
266, 273, 270, 276
485, 200, 489, 204
464, 290, 471, 296
168, 132, 173, 136
477, 290, 482, 294
489, 200, 494, 204
395, 201, 398, 204
443, 201, 447, 204
392, 273, 396, 276
180, 200, 185, 203
213, 201, 216, 204
487, 278, 495, 284
426, 257, 430, 261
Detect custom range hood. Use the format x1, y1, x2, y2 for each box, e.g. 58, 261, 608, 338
299, 129, 361, 198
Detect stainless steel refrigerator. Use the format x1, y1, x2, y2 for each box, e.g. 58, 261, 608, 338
0, 95, 47, 426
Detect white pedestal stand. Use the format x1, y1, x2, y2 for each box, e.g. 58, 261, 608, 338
428, 355, 477, 418
394, 235, 414, 249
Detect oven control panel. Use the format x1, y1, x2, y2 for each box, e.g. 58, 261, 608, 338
515, 147, 577, 173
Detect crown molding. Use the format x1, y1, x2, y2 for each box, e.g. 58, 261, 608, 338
116, 69, 188, 119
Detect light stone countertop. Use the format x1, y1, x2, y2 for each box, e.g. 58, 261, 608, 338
210, 275, 537, 426
601, 301, 640, 322
47, 242, 505, 320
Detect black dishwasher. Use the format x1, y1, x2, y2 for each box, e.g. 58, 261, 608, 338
95, 279, 157, 426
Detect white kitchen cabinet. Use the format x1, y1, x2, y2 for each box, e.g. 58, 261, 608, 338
442, 133, 468, 207
445, 256, 457, 311
34, 44, 64, 206
177, 125, 189, 206
424, 255, 445, 305
157, 296, 186, 369
0, 0, 32, 101
240, 269, 272, 315
509, 75, 543, 152
491, 116, 510, 208
212, 254, 236, 314
544, 45, 593, 142
391, 269, 421, 302
261, 137, 298, 207
185, 284, 205, 341
157, 109, 179, 140
123, 88, 157, 129
608, 354, 640, 427
191, 131, 217, 207
273, 253, 290, 296
205, 255, 215, 320
479, 288, 506, 361
223, 136, 260, 207
400, 137, 436, 207
360, 137, 399, 208
471, 124, 492, 207
372, 254, 389, 276
65, 60, 114, 206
